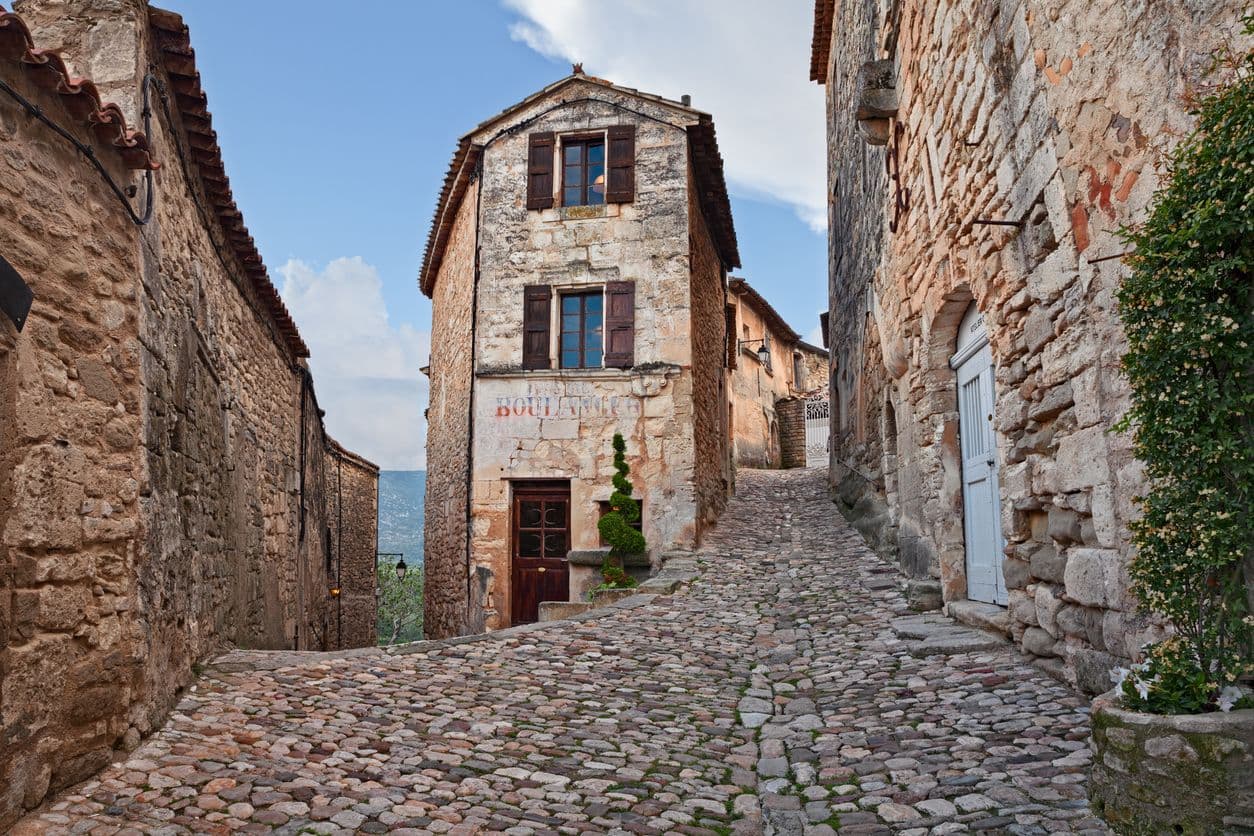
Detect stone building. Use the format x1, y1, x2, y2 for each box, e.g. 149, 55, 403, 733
420, 70, 739, 638
0, 2, 377, 824
809, 0, 1246, 692
726, 277, 827, 469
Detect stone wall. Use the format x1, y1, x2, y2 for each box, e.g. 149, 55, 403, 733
777, 398, 807, 469
688, 167, 731, 531
0, 2, 376, 824
815, 0, 1247, 691
325, 440, 380, 650
423, 80, 733, 633
422, 180, 478, 640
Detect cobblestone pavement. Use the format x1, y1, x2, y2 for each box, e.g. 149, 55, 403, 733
17, 469, 1107, 835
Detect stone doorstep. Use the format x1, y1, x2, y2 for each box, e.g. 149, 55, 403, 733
946, 600, 1012, 638
890, 613, 1008, 658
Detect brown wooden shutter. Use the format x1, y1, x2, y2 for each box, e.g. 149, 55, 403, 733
522, 285, 552, 369
526, 132, 555, 210
725, 303, 738, 368
604, 281, 635, 368
605, 125, 636, 203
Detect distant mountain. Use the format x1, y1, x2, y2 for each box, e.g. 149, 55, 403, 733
378, 470, 425, 566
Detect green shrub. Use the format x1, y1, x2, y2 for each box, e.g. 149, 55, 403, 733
596, 433, 646, 588
1112, 27, 1254, 714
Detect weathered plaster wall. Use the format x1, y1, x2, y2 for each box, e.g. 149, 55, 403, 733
325, 441, 379, 650
422, 181, 478, 640
728, 293, 801, 469
820, 0, 1246, 691
454, 84, 719, 630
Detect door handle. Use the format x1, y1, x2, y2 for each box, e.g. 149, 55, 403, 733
537, 566, 546, 573
986, 457, 995, 467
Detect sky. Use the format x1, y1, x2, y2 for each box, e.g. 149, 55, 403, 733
158, 0, 828, 470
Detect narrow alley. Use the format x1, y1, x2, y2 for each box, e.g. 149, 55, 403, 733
18, 470, 1105, 835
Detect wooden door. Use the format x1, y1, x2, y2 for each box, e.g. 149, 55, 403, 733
957, 343, 1007, 605
510, 482, 571, 624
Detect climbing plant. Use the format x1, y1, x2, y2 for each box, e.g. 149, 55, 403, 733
595, 433, 646, 589
1111, 26, 1253, 715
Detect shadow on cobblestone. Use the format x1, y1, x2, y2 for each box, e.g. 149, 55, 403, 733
16, 469, 1107, 835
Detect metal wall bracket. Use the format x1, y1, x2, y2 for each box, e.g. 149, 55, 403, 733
0, 254, 34, 332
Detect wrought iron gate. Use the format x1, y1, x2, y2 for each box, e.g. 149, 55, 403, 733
804, 395, 830, 468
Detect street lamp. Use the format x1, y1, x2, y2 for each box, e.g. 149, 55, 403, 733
739, 338, 771, 367
394, 557, 408, 582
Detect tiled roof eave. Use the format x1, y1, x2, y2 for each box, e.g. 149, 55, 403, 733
0, 5, 159, 171
148, 6, 309, 358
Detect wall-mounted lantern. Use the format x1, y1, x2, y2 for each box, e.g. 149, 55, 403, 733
739, 338, 771, 367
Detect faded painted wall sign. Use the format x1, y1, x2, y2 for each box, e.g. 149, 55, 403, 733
489, 381, 642, 420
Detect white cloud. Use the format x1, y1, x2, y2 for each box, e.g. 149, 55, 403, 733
279, 257, 430, 470
503, 0, 826, 231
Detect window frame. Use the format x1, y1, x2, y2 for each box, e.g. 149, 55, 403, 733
560, 133, 607, 208
557, 288, 605, 370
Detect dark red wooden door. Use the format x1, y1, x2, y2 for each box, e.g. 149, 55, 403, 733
510, 482, 571, 624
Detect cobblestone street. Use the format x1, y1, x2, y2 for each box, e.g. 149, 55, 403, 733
18, 469, 1107, 835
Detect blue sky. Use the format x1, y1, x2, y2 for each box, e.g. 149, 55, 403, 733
158, 1, 827, 468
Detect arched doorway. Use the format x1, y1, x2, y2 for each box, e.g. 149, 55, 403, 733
949, 303, 1006, 605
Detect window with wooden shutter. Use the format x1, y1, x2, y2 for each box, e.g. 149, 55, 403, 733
522, 285, 552, 369
725, 303, 738, 368
605, 125, 636, 203
526, 132, 555, 210
603, 281, 635, 368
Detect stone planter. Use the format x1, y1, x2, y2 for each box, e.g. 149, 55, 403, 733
566, 548, 651, 600
1089, 689, 1254, 834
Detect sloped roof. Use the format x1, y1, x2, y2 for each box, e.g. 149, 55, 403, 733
148, 7, 308, 357
419, 72, 740, 296
729, 277, 801, 343
810, 0, 836, 83
0, 5, 158, 170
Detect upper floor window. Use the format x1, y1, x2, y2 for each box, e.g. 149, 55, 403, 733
560, 291, 604, 368
563, 139, 605, 207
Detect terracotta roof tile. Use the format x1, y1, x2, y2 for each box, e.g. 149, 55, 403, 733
0, 4, 159, 170
809, 0, 835, 83
148, 6, 308, 358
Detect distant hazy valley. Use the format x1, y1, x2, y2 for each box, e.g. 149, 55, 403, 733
378, 471, 425, 565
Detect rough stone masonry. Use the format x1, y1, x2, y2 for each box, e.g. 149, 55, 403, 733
0, 1, 377, 826
811, 0, 1249, 694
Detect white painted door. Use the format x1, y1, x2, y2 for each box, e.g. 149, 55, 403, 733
804, 396, 830, 467
952, 308, 1007, 606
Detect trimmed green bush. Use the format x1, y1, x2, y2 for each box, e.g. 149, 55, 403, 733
596, 433, 645, 588
1112, 29, 1253, 714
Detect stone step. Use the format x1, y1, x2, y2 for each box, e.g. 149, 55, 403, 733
947, 600, 1011, 637
890, 613, 1008, 657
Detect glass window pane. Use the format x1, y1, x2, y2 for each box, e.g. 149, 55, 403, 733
587, 189, 604, 205
587, 349, 603, 367
565, 144, 582, 164
519, 532, 542, 556
544, 532, 568, 556
561, 333, 579, 350
564, 187, 583, 206
586, 332, 602, 353
588, 163, 604, 184
520, 502, 542, 527
562, 313, 582, 330
561, 349, 580, 368
544, 502, 566, 527
565, 165, 583, 186
585, 294, 602, 313
562, 296, 580, 314
588, 143, 604, 163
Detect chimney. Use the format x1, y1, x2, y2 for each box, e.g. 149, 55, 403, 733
681, 94, 692, 107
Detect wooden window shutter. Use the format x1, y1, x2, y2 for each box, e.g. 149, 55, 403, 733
725, 304, 738, 368
605, 125, 636, 203
522, 285, 552, 369
604, 281, 636, 368
526, 132, 555, 210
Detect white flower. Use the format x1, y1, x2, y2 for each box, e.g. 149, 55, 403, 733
1110, 667, 1131, 688
1134, 678, 1151, 701
1217, 685, 1244, 713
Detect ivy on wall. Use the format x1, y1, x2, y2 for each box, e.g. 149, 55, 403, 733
1113, 23, 1253, 714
